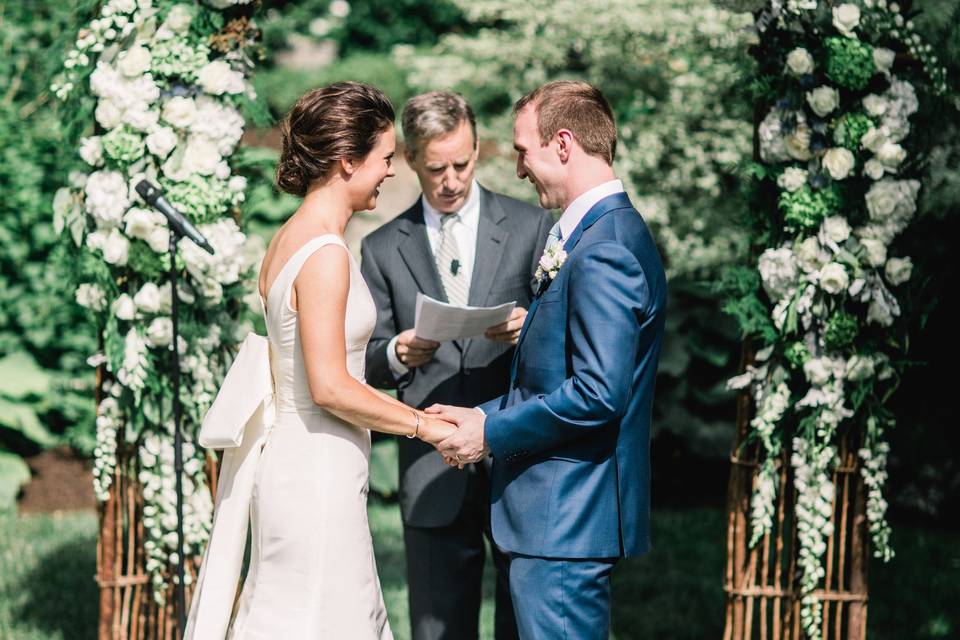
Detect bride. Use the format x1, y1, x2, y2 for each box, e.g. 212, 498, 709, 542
188, 82, 457, 639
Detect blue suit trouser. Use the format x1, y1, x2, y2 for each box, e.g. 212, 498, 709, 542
508, 554, 618, 639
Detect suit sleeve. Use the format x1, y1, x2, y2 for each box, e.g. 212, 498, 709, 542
360, 237, 407, 390
484, 241, 648, 459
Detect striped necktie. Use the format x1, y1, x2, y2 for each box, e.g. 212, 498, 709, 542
435, 212, 468, 306
545, 221, 563, 254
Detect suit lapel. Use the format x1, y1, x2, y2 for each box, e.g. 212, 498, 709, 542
397, 200, 447, 303
460, 189, 508, 360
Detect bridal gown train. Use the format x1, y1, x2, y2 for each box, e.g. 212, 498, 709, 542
226, 234, 393, 639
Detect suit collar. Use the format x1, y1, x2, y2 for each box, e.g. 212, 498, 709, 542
561, 191, 633, 255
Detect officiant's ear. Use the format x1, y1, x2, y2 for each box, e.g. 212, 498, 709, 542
556, 129, 575, 163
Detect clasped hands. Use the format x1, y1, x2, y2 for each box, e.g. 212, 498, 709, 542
420, 404, 489, 469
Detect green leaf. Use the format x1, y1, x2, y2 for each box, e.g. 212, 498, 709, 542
0, 351, 51, 400
0, 449, 31, 510
0, 397, 57, 447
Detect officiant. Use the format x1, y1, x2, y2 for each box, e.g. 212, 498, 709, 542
361, 91, 552, 640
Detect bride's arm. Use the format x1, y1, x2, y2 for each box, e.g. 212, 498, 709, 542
296, 245, 454, 444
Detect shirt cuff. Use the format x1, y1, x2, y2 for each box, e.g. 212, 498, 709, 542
386, 334, 410, 379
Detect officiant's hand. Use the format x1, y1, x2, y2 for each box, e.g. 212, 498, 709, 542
484, 307, 527, 344
395, 329, 439, 368
425, 404, 489, 468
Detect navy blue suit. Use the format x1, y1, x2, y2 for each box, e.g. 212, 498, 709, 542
480, 192, 667, 637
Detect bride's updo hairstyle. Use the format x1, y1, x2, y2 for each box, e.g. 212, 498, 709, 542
276, 81, 396, 197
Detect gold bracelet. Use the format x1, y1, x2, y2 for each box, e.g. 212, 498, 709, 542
407, 409, 420, 439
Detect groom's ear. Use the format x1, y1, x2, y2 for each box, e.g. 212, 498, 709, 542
556, 129, 575, 163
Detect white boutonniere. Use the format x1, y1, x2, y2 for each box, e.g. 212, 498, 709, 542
535, 244, 567, 283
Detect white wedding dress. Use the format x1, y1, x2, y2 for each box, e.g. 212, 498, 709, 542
224, 234, 393, 639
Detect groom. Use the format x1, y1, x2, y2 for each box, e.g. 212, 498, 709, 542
429, 81, 667, 639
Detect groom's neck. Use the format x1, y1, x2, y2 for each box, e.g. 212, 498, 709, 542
560, 160, 617, 211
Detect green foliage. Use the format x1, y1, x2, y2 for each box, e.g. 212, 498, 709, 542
716, 266, 778, 344
832, 112, 875, 151
824, 36, 876, 91
778, 183, 842, 231
824, 309, 859, 351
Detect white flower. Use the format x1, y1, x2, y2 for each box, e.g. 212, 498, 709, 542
164, 5, 193, 33
803, 358, 833, 386
876, 141, 906, 169
134, 282, 162, 314
884, 256, 912, 285
124, 207, 164, 241
861, 127, 887, 153
864, 159, 886, 180
535, 244, 567, 282
162, 96, 197, 129
822, 148, 855, 180
860, 238, 888, 267
818, 262, 849, 294
865, 179, 900, 220
862, 94, 888, 118
196, 60, 245, 96
759, 110, 789, 163
833, 3, 861, 37
146, 317, 174, 347
146, 126, 178, 158
146, 227, 170, 253
796, 236, 826, 272
85, 171, 131, 227
821, 216, 851, 244
873, 48, 896, 74
101, 228, 130, 266
181, 136, 222, 175
76, 283, 107, 311
124, 107, 159, 132
80, 136, 104, 167
758, 246, 798, 302
191, 97, 245, 155
845, 355, 876, 381
786, 47, 814, 75
228, 175, 247, 193
95, 99, 124, 129
777, 167, 807, 192
784, 117, 812, 161
114, 293, 137, 320
329, 0, 351, 18
118, 44, 152, 77
806, 86, 840, 118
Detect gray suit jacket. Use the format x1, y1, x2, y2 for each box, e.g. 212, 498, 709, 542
361, 185, 553, 527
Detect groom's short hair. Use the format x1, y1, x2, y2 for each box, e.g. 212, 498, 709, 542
402, 91, 478, 158
514, 81, 617, 165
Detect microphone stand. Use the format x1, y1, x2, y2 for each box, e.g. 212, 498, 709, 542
168, 227, 187, 637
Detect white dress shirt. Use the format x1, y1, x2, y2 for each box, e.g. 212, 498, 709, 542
387, 180, 482, 378
555, 179, 625, 242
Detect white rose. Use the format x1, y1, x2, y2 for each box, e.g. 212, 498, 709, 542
777, 167, 807, 192
118, 44, 152, 77
884, 256, 913, 285
860, 238, 888, 267
804, 358, 833, 386
196, 60, 245, 96
873, 48, 896, 74
181, 136, 222, 175
146, 126, 178, 158
758, 246, 799, 302
865, 180, 901, 220
114, 293, 137, 320
818, 262, 849, 294
95, 99, 124, 129
124, 207, 158, 240
822, 147, 855, 180
329, 0, 351, 18
101, 228, 130, 266
79, 136, 104, 167
146, 227, 170, 253
164, 5, 193, 33
860, 127, 887, 153
876, 141, 906, 169
784, 118, 812, 161
76, 283, 107, 311
228, 175, 247, 193
134, 282, 162, 313
806, 86, 840, 118
786, 48, 815, 75
864, 159, 886, 180
868, 297, 897, 327
862, 94, 888, 117
821, 216, 851, 243
124, 108, 159, 132
833, 3, 861, 37
162, 96, 197, 129
759, 110, 789, 163
85, 171, 130, 227
157, 282, 173, 314
146, 317, 174, 348
845, 355, 876, 381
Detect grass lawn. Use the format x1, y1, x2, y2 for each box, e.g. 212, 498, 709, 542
1, 506, 957, 639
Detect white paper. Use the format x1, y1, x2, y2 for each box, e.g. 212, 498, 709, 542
414, 293, 516, 342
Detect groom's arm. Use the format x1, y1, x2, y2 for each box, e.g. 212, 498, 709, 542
484, 241, 650, 460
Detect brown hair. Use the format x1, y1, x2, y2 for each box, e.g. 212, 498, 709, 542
276, 81, 396, 196
513, 81, 617, 164
401, 91, 477, 158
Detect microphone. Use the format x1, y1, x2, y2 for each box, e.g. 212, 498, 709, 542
135, 180, 215, 255
450, 259, 460, 276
